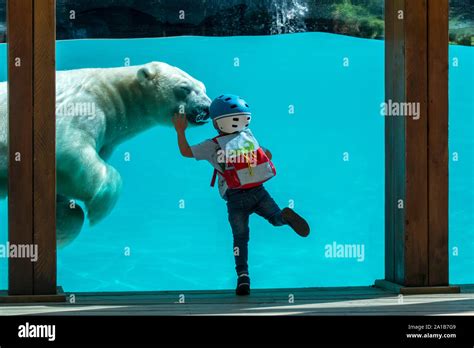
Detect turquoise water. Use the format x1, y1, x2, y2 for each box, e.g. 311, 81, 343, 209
449, 43, 474, 283
0, 33, 472, 291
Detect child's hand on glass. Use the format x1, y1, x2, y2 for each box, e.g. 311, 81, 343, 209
172, 113, 188, 133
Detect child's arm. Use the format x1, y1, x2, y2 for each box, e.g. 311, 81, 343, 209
172, 113, 194, 158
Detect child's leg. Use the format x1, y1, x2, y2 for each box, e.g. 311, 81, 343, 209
255, 186, 310, 237
227, 201, 251, 276
254, 187, 286, 226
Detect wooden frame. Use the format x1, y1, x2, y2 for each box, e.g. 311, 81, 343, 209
4, 0, 62, 300
2, 0, 455, 299
6, 0, 34, 296
378, 0, 457, 293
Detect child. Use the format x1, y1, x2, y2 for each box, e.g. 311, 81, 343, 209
172, 94, 310, 296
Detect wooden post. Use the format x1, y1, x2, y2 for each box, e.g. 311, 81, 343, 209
7, 0, 34, 296
3, 0, 64, 302
427, 0, 449, 287
33, 0, 58, 295
377, 0, 458, 294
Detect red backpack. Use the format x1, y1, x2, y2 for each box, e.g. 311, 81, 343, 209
210, 131, 276, 190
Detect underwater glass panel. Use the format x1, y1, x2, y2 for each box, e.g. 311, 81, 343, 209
0, 2, 6, 290
0, 0, 468, 292
448, 1, 474, 284
55, 0, 385, 292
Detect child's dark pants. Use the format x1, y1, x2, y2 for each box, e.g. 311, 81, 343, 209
225, 185, 286, 276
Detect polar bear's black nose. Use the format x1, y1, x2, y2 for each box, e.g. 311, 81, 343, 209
202, 106, 210, 118
189, 107, 210, 124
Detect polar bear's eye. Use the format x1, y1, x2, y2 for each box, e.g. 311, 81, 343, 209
180, 85, 192, 94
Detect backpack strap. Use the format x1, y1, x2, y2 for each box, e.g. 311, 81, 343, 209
210, 135, 222, 187
210, 169, 218, 187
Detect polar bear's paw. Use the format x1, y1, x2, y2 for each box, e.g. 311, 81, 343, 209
86, 165, 123, 226
57, 195, 85, 247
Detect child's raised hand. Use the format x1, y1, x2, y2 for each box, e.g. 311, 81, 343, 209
172, 113, 188, 132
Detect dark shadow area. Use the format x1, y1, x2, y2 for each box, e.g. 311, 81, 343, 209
0, 0, 471, 44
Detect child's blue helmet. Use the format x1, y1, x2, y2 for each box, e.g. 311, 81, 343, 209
210, 94, 252, 134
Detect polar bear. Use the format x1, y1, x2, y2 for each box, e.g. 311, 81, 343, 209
0, 62, 211, 246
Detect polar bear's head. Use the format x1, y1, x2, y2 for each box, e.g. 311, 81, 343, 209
137, 62, 211, 125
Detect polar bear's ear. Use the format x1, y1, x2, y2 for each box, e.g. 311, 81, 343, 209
137, 66, 156, 85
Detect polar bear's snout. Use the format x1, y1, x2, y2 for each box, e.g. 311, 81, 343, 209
187, 102, 211, 125
178, 80, 211, 125
136, 61, 211, 126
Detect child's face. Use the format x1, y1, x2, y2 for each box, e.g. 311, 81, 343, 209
213, 120, 232, 135
213, 115, 250, 135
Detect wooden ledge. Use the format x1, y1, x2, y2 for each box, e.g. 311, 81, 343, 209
0, 287, 66, 304
375, 279, 460, 295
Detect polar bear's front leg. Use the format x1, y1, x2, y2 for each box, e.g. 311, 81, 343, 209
84, 155, 123, 226
57, 195, 84, 247
58, 144, 122, 226
86, 162, 122, 225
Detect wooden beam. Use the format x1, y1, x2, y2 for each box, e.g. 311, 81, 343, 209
7, 0, 34, 296
404, 0, 429, 287
382, 0, 452, 290
384, 0, 395, 283
6, 0, 58, 297
384, 0, 407, 285
33, 0, 57, 295
427, 0, 449, 286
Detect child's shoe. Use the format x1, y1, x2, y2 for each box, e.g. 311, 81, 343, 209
236, 274, 251, 296
282, 208, 310, 237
